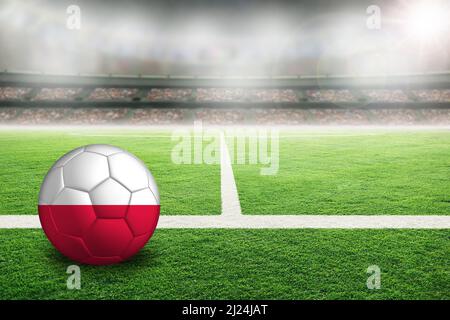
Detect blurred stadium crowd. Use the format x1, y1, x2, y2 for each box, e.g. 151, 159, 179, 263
1, 87, 449, 125
1, 107, 450, 125
1, 87, 450, 103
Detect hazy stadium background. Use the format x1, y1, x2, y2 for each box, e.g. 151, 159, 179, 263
0, 0, 449, 125
0, 0, 449, 300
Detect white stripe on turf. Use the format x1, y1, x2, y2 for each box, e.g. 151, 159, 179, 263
1, 215, 450, 229
0, 215, 41, 228
220, 133, 242, 217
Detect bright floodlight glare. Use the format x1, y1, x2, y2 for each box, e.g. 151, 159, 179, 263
406, 2, 448, 39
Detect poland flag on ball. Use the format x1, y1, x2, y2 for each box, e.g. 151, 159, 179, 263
38, 144, 160, 265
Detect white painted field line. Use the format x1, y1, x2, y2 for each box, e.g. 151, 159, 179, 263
161, 215, 450, 229
1, 215, 450, 229
220, 133, 242, 217
0, 215, 41, 228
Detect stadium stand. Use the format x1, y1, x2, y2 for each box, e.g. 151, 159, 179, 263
0, 87, 32, 100
88, 88, 139, 101
1, 86, 450, 104
305, 89, 358, 103
32, 88, 82, 101
360, 89, 410, 103
0, 72, 449, 125
129, 108, 186, 124
411, 89, 450, 102
148, 89, 194, 102
2, 107, 450, 125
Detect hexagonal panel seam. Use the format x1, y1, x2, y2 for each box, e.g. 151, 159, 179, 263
119, 231, 151, 258
146, 173, 159, 201
65, 233, 94, 257
147, 187, 158, 204
133, 186, 149, 193
52, 207, 97, 237
49, 207, 93, 257
85, 218, 134, 235
43, 167, 65, 204
50, 187, 65, 205
106, 151, 124, 157
87, 176, 111, 197
84, 150, 108, 157
66, 148, 87, 165
106, 156, 113, 179
56, 147, 85, 168
110, 176, 132, 193
47, 206, 61, 234
123, 217, 134, 234
84, 219, 135, 257
61, 185, 90, 193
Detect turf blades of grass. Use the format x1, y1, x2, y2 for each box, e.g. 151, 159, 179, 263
0, 229, 448, 299
233, 130, 450, 215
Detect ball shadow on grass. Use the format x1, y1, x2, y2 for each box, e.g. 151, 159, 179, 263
42, 240, 162, 273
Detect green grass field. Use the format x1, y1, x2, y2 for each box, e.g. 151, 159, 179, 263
0, 128, 449, 299
232, 130, 450, 215
0, 229, 448, 299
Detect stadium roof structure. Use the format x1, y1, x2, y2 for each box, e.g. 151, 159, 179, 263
1, 71, 450, 89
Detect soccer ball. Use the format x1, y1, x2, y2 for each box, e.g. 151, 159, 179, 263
38, 144, 160, 265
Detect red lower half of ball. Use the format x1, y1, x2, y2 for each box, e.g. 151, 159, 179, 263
38, 204, 160, 265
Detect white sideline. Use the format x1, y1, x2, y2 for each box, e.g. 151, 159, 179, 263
220, 133, 242, 217
1, 215, 450, 229
155, 215, 450, 229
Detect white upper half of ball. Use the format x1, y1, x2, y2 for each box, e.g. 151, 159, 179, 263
39, 144, 159, 205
